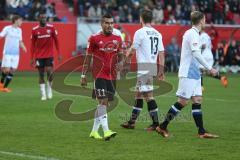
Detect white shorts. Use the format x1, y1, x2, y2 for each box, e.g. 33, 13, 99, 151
176, 78, 202, 100
136, 74, 153, 92
1, 54, 19, 69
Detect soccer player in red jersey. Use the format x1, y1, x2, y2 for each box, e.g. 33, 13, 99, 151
81, 13, 123, 140
30, 10, 62, 101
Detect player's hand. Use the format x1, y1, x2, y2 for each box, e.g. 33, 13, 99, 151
58, 54, 63, 62
81, 76, 87, 87
30, 59, 35, 67
116, 62, 124, 72
23, 47, 27, 53
210, 68, 218, 76
157, 72, 165, 81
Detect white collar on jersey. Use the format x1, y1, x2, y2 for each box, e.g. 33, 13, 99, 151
192, 26, 200, 34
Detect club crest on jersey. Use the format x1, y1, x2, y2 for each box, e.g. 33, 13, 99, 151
47, 29, 51, 34
112, 40, 118, 44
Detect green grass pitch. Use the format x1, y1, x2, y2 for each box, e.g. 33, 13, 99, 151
0, 73, 239, 160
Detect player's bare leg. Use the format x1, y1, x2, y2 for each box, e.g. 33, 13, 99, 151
157, 98, 187, 138
192, 96, 219, 138
38, 67, 46, 100
46, 66, 53, 99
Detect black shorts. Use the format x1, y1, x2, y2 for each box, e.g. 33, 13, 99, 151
36, 57, 54, 68
92, 78, 116, 101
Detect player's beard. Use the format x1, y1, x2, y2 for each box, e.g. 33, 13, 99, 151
104, 28, 113, 35
40, 19, 46, 27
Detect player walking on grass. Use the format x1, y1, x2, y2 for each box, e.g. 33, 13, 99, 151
120, 10, 165, 131
0, 15, 27, 92
199, 30, 228, 90
30, 10, 62, 101
156, 11, 219, 138
81, 13, 123, 140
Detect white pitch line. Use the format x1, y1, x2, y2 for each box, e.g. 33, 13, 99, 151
0, 150, 60, 160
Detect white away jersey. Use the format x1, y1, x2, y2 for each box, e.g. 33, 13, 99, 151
133, 26, 164, 75
0, 25, 22, 56
178, 27, 201, 80
200, 32, 212, 51
200, 31, 214, 68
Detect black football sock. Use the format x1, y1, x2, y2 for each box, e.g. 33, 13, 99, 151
147, 100, 159, 126
192, 103, 206, 134
213, 74, 221, 80
4, 73, 13, 88
129, 99, 143, 124
201, 76, 203, 86
1, 72, 7, 84
160, 102, 184, 130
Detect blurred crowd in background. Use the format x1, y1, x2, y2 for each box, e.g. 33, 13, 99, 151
74, 0, 240, 24
0, 0, 60, 22
0, 0, 240, 24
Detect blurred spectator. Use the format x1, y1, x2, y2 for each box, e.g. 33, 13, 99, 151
213, 0, 225, 24
174, 4, 183, 23
28, 1, 42, 21
166, 14, 177, 24
46, 2, 59, 21
0, 0, 6, 20
131, 1, 140, 23
15, 1, 29, 19
226, 40, 238, 66
224, 4, 234, 24
229, 0, 239, 13
165, 37, 180, 72
215, 42, 225, 66
153, 4, 163, 24
88, 4, 101, 19
163, 5, 173, 23
78, 0, 85, 17
102, 3, 113, 16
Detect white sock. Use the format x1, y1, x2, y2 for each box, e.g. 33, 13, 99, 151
98, 105, 109, 132
46, 81, 52, 98
40, 83, 46, 97
92, 105, 101, 132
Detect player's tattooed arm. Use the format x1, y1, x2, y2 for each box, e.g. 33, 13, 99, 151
20, 41, 27, 53
81, 52, 92, 87
125, 45, 135, 64
158, 51, 165, 80
116, 51, 124, 71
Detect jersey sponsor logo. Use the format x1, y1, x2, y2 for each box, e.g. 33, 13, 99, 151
47, 29, 51, 34
38, 35, 51, 39
112, 40, 118, 44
